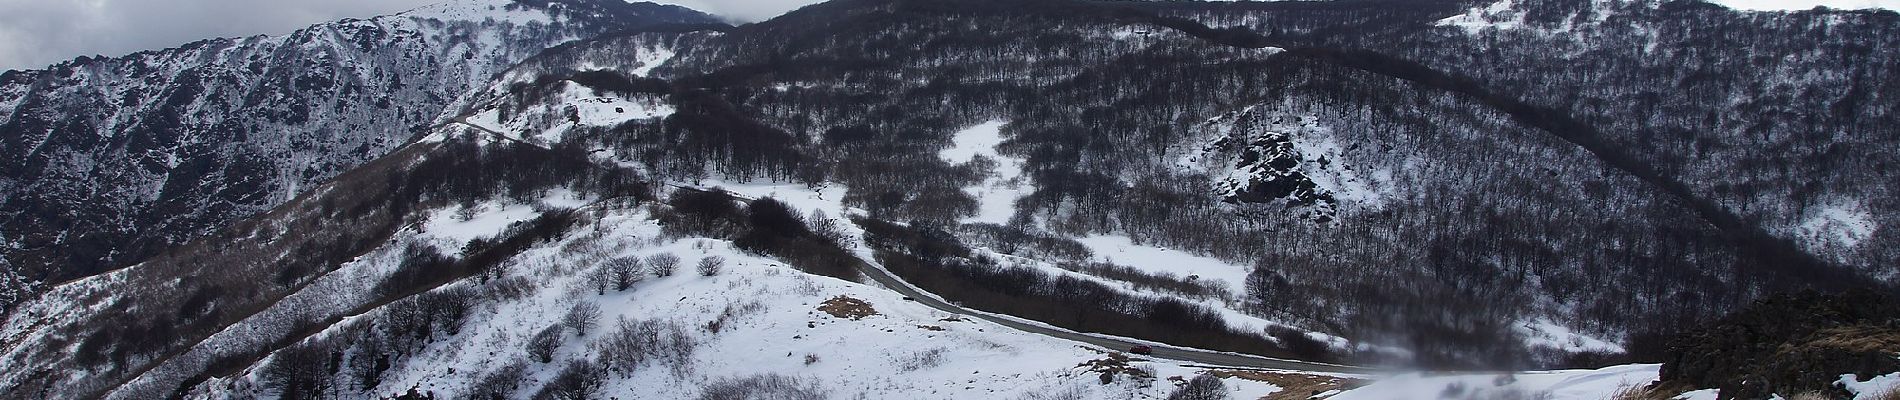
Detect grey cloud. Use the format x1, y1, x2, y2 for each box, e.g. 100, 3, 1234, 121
651, 0, 823, 22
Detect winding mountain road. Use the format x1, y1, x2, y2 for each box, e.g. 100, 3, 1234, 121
848, 255, 1372, 374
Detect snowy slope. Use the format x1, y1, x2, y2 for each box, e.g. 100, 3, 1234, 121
940, 120, 1031, 226
171, 180, 1693, 400
0, 0, 716, 306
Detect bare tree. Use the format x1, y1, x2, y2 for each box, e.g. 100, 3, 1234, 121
807, 209, 849, 244
528, 325, 564, 363
564, 303, 603, 337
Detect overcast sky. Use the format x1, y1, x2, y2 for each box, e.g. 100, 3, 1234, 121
4, 0, 1898, 72
0, 0, 819, 72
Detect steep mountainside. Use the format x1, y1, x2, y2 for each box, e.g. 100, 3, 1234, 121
0, 0, 717, 307
2, 0, 1897, 398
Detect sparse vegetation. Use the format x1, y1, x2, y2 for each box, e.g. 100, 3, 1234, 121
1167, 374, 1229, 400
649, 254, 681, 277
593, 318, 698, 377
698, 256, 726, 277
697, 374, 827, 400
895, 348, 947, 372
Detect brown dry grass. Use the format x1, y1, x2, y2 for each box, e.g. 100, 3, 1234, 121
1783, 392, 1831, 400
1805, 325, 1900, 353
817, 296, 879, 320
1607, 383, 1680, 400
1869, 386, 1900, 400
1208, 370, 1363, 400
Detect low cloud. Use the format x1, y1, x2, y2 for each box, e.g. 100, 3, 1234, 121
650, 0, 823, 22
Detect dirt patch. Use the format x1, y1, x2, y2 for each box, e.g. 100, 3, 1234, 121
917, 325, 945, 331
818, 296, 879, 320
1078, 353, 1155, 385
1209, 370, 1363, 400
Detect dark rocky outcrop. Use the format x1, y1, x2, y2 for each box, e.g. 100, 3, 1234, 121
1659, 289, 1900, 399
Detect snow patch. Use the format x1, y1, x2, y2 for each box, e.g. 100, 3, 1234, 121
940, 120, 1030, 225
1709, 0, 1900, 11
1436, 0, 1527, 33
1840, 371, 1900, 399
1330, 364, 1660, 400
1515, 319, 1625, 354
1797, 201, 1877, 249
557, 83, 675, 127
1074, 235, 1251, 295
400, 0, 556, 25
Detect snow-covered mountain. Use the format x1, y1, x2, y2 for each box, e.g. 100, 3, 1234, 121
1, 0, 1897, 398
0, 0, 718, 307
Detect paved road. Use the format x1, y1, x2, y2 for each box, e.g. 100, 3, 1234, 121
849, 260, 1372, 374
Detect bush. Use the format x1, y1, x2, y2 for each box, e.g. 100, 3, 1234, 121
1266, 326, 1331, 360
698, 256, 726, 277
466, 361, 528, 400
528, 325, 565, 363
607, 256, 645, 291
533, 360, 604, 400
260, 341, 338, 400
697, 374, 827, 400
1167, 374, 1229, 400
594, 318, 699, 377
649, 254, 681, 277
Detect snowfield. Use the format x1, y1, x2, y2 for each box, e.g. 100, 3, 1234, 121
1074, 235, 1252, 295
941, 120, 1031, 226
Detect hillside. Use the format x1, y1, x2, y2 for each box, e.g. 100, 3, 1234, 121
1, 0, 1897, 398
0, 0, 719, 307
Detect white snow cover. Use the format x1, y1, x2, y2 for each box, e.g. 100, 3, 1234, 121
1516, 319, 1626, 354
189, 182, 1714, 399
1330, 364, 1661, 400
399, 0, 556, 25
1074, 235, 1252, 295
940, 120, 1031, 225
221, 191, 1301, 399
1840, 371, 1900, 399
1710, 0, 1900, 11
1436, 0, 1528, 33
1438, 0, 1897, 33
557, 83, 676, 127
448, 81, 673, 146
1797, 201, 1878, 249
